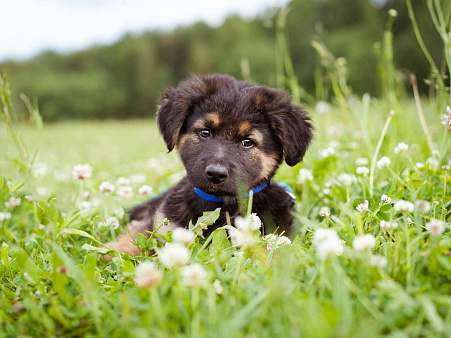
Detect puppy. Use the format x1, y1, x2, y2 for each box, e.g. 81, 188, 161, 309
109, 74, 313, 256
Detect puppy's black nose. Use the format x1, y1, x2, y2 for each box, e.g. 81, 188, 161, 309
205, 165, 228, 183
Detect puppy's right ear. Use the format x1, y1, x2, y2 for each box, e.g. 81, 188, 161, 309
157, 75, 213, 151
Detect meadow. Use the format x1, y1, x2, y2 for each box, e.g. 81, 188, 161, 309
1, 4, 451, 337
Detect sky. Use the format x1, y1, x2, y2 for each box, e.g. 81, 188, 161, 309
0, 0, 289, 62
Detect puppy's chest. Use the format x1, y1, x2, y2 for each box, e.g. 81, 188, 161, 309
163, 196, 281, 236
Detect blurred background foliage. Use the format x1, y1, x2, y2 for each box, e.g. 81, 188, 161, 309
0, 0, 445, 121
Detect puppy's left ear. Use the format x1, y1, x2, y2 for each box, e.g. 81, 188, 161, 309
255, 87, 314, 166
157, 75, 215, 151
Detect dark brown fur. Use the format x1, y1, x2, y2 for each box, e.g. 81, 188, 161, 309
109, 74, 313, 256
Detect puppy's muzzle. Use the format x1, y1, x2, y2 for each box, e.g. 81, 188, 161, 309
205, 165, 228, 184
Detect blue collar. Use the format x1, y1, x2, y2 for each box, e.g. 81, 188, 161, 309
194, 182, 269, 203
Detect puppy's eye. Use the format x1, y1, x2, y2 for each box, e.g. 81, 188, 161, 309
241, 138, 254, 148
199, 129, 211, 138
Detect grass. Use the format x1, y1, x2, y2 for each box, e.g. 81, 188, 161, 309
1, 98, 450, 337
1, 4, 451, 337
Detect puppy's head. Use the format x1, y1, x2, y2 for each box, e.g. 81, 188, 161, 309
157, 74, 313, 196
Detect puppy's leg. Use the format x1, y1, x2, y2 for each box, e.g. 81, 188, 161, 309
103, 197, 164, 261
103, 223, 146, 262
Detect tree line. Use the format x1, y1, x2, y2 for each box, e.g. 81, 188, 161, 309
0, 0, 443, 121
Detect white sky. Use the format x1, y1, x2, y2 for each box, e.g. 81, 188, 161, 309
0, 0, 289, 62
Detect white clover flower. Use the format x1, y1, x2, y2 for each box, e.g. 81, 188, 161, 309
147, 158, 160, 170
117, 177, 131, 186
379, 220, 398, 231
234, 217, 249, 230
37, 187, 48, 196
356, 200, 369, 213
313, 228, 339, 244
297, 168, 314, 184
356, 166, 369, 176
319, 206, 331, 218
370, 255, 387, 269
426, 158, 439, 171
394, 142, 409, 154
377, 156, 391, 169
355, 157, 369, 166
229, 228, 256, 248
159, 243, 190, 268
276, 236, 291, 246
262, 234, 292, 250
441, 106, 451, 131
181, 263, 208, 288
415, 200, 431, 213
248, 213, 262, 230
130, 173, 147, 184
353, 234, 376, 252
337, 173, 354, 187
322, 188, 331, 195
117, 185, 133, 198
24, 194, 33, 202
38, 224, 45, 231
313, 228, 344, 260
329, 140, 341, 149
134, 261, 163, 288
425, 219, 445, 236
235, 214, 261, 231
234, 251, 244, 257
405, 217, 413, 225
77, 201, 91, 212
0, 212, 12, 222
114, 207, 125, 219
416, 162, 425, 168
99, 181, 115, 194
138, 185, 153, 196
388, 8, 398, 17
316, 239, 345, 260
32, 162, 48, 177
315, 101, 331, 114
329, 126, 341, 138
380, 194, 392, 203
349, 142, 360, 150
442, 164, 451, 170
320, 147, 336, 158
4, 197, 21, 209
172, 228, 195, 245
213, 279, 224, 294
105, 217, 120, 230
72, 164, 93, 180
324, 180, 335, 188
394, 200, 414, 213
83, 191, 91, 200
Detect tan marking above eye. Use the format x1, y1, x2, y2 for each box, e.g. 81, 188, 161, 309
205, 112, 221, 127
249, 130, 264, 144
238, 121, 252, 135
191, 112, 221, 130
192, 118, 206, 130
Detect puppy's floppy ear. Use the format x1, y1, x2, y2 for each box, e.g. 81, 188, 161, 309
157, 74, 218, 151
254, 87, 314, 166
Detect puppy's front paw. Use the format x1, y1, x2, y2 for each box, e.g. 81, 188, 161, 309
103, 234, 142, 262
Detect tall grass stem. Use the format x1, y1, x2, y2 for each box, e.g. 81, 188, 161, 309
369, 110, 394, 196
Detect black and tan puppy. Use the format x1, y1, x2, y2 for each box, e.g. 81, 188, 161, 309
110, 74, 313, 256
